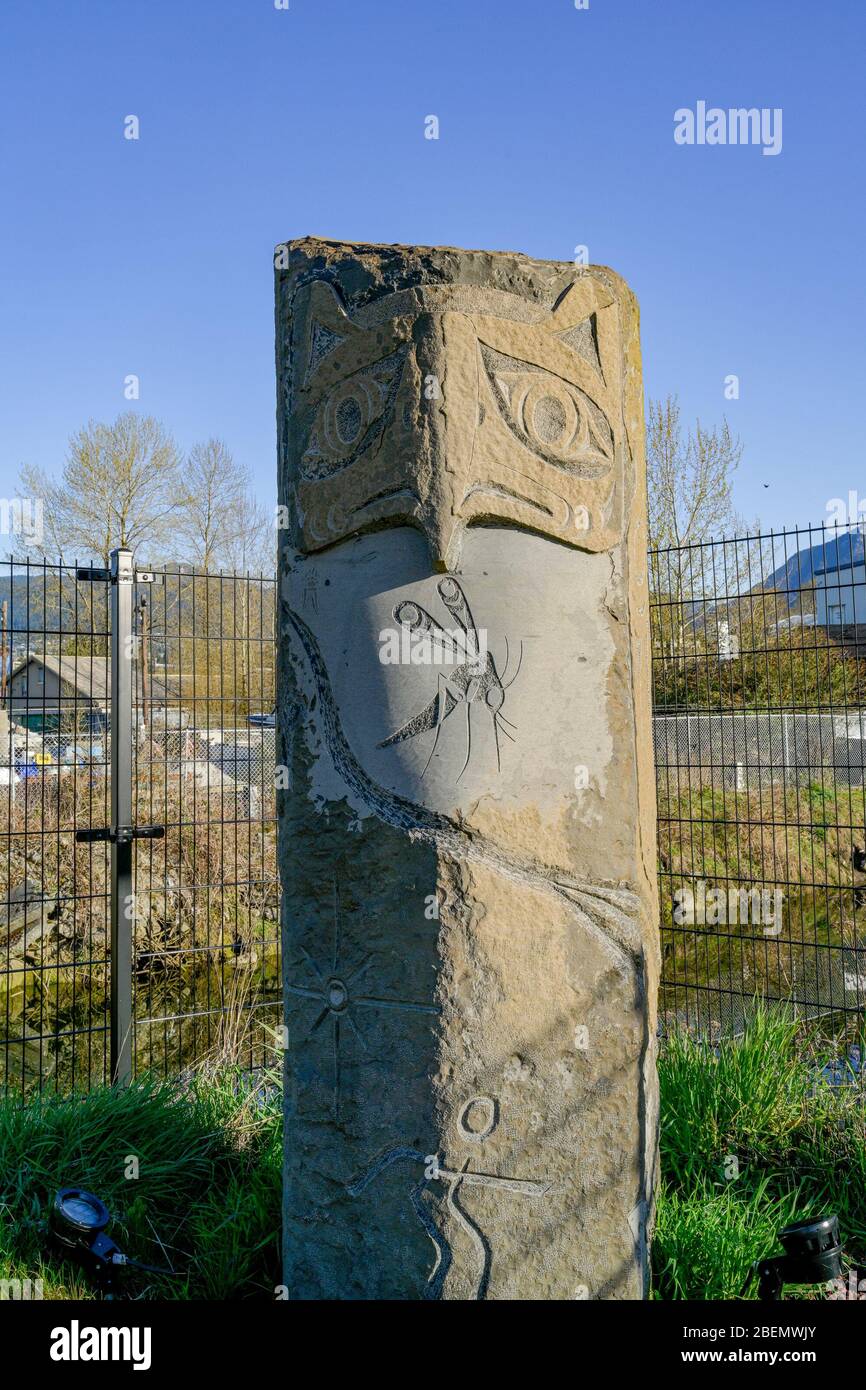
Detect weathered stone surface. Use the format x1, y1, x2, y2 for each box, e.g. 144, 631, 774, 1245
277, 238, 659, 1299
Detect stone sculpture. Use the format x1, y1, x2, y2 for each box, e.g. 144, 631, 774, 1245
277, 238, 659, 1299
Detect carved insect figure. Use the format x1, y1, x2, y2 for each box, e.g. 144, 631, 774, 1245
377, 576, 522, 780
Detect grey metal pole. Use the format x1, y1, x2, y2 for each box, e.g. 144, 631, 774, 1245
110, 547, 134, 1086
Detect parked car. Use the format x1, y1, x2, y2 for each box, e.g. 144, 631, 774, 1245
247, 711, 276, 728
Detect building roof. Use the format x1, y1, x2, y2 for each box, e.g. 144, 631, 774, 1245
8, 653, 174, 707
813, 560, 866, 579
9, 653, 110, 703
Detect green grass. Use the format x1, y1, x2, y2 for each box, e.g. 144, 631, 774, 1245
0, 1067, 281, 1300
658, 780, 866, 1031
653, 1006, 866, 1299
1, 1011, 863, 1300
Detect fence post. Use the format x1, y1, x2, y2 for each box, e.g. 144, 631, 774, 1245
110, 547, 134, 1086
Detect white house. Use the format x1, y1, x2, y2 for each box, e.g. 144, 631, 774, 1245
813, 559, 866, 629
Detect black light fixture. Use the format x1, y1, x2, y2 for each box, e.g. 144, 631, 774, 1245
744, 1213, 842, 1300
51, 1188, 124, 1296
50, 1187, 177, 1297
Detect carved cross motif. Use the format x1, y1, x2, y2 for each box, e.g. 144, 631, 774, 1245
286, 881, 439, 1117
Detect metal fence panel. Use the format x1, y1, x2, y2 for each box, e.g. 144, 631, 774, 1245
1, 557, 112, 1092
130, 565, 279, 1080
652, 524, 866, 1041
0, 556, 279, 1096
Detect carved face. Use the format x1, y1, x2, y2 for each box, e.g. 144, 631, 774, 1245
285, 276, 626, 568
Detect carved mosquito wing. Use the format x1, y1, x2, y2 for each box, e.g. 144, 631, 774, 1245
435, 577, 477, 637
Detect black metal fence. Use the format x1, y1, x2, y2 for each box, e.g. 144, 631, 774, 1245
1, 555, 279, 1095
5, 524, 866, 1096
651, 523, 866, 1044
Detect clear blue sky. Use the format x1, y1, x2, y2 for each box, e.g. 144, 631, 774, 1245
1, 0, 864, 534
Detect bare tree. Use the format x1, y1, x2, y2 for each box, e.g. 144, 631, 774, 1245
169, 442, 274, 720
647, 394, 743, 552
200, 485, 274, 717
647, 395, 753, 670
175, 439, 273, 575
221, 488, 274, 577
20, 412, 183, 564
174, 439, 245, 572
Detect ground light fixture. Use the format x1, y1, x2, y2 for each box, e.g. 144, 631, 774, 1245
742, 1214, 842, 1300
50, 1188, 178, 1297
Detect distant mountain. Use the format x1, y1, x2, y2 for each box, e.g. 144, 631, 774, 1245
0, 574, 77, 672
762, 529, 866, 608
0, 575, 54, 631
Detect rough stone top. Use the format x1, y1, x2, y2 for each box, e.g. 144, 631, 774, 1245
275, 236, 633, 314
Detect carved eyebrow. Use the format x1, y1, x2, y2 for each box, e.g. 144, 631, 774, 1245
352, 486, 420, 515
462, 482, 555, 518
480, 344, 548, 378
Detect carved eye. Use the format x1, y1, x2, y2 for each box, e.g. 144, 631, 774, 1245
479, 344, 613, 477
301, 346, 407, 480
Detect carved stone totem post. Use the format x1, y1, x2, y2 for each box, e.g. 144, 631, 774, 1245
277, 238, 658, 1300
